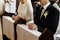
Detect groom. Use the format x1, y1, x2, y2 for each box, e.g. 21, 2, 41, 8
28, 0, 59, 35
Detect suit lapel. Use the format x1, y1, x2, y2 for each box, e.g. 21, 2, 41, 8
40, 4, 51, 19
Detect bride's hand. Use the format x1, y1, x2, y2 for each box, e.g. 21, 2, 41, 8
12, 15, 20, 21
20, 0, 27, 4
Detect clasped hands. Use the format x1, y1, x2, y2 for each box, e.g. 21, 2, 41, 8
4, 0, 9, 3
12, 15, 38, 30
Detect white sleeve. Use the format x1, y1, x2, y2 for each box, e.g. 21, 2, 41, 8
26, 0, 34, 25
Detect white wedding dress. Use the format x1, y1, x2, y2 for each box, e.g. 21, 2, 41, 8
0, 0, 4, 15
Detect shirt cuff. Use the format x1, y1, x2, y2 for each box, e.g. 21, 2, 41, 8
26, 21, 34, 25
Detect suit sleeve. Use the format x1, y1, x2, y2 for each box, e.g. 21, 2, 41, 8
46, 7, 59, 34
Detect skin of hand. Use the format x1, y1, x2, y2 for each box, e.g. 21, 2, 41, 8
0, 13, 2, 16
20, 0, 27, 4
4, 0, 9, 3
12, 15, 20, 21
28, 23, 37, 30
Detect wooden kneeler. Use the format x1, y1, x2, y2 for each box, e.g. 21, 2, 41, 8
3, 16, 54, 40
17, 24, 53, 40
16, 24, 41, 40
3, 16, 15, 40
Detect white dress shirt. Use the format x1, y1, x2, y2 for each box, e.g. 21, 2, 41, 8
5, 0, 16, 14
43, 2, 50, 10
18, 0, 34, 25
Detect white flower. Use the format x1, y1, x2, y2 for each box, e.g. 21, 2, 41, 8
44, 11, 48, 18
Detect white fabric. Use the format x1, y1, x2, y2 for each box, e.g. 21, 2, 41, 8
0, 0, 4, 14
43, 2, 50, 10
5, 0, 16, 14
18, 0, 34, 25
54, 16, 60, 40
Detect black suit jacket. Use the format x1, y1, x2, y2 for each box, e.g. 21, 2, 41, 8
34, 4, 59, 34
